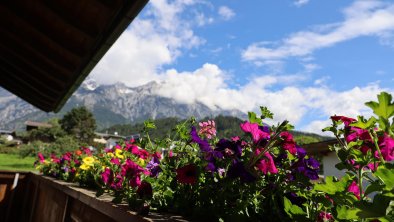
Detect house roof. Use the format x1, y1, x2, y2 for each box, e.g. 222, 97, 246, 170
0, 0, 148, 112
302, 139, 338, 155
24, 120, 53, 128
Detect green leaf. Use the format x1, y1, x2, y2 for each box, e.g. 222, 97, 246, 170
365, 92, 394, 119
350, 116, 377, 129
375, 165, 394, 190
314, 175, 350, 194
356, 194, 393, 219
144, 119, 156, 129
365, 180, 385, 196
336, 205, 361, 220
95, 188, 104, 197
260, 106, 274, 119
112, 195, 123, 204
283, 197, 306, 218
248, 112, 262, 125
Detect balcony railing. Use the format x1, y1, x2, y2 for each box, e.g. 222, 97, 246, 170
0, 171, 187, 222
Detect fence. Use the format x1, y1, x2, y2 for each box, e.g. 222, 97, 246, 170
0, 171, 186, 222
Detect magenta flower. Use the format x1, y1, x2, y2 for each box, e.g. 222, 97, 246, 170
198, 120, 217, 139
111, 158, 121, 165
346, 127, 371, 143
256, 152, 278, 174
129, 175, 141, 188
50, 154, 60, 164
121, 159, 144, 187
240, 121, 270, 144
377, 134, 394, 161
111, 175, 124, 191
317, 211, 333, 222
331, 115, 356, 127
101, 168, 113, 185
280, 132, 297, 154
38, 153, 45, 163
129, 145, 150, 159
348, 180, 360, 200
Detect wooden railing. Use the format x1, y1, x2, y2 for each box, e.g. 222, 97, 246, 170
0, 171, 187, 222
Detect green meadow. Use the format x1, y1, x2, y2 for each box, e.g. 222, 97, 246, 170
0, 154, 36, 172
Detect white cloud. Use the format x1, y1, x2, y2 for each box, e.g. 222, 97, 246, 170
88, 0, 394, 136
242, 1, 394, 62
150, 63, 392, 135
91, 0, 207, 86
218, 6, 235, 20
314, 76, 330, 85
294, 0, 310, 7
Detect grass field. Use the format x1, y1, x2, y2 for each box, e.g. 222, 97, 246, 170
0, 153, 36, 171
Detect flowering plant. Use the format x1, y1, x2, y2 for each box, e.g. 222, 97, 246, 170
35, 107, 322, 220
315, 92, 394, 221
34, 92, 394, 221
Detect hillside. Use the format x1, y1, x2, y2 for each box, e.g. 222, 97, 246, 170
0, 79, 245, 130
101, 116, 332, 144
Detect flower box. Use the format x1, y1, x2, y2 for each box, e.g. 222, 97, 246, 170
0, 171, 187, 222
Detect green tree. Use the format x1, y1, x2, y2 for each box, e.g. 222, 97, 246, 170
27, 118, 66, 142
60, 106, 97, 143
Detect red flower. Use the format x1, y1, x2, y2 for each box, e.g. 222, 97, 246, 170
176, 164, 198, 185
331, 116, 356, 127
280, 132, 297, 154
137, 181, 153, 199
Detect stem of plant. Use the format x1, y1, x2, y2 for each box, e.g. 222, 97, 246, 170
146, 132, 154, 150
369, 130, 385, 164
358, 167, 364, 201
247, 120, 288, 169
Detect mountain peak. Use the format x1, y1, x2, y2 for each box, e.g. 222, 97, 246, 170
81, 78, 99, 91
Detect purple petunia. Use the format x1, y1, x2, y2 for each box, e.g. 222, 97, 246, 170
146, 156, 161, 177
227, 159, 256, 183
216, 138, 242, 157
190, 126, 212, 153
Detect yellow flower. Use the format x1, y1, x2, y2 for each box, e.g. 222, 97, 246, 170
107, 152, 114, 158
80, 164, 90, 170
44, 160, 50, 165
137, 158, 145, 166
83, 156, 95, 166
115, 149, 124, 159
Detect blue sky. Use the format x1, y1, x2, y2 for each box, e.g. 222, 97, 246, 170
91, 0, 394, 134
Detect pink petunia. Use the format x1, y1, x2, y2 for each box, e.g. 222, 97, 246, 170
198, 120, 217, 139
37, 153, 45, 163
255, 152, 278, 174
240, 121, 270, 144
348, 181, 360, 200
377, 134, 394, 161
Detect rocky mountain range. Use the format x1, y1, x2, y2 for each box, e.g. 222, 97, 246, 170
0, 79, 246, 130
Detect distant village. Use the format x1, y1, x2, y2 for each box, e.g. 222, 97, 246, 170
0, 120, 140, 151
